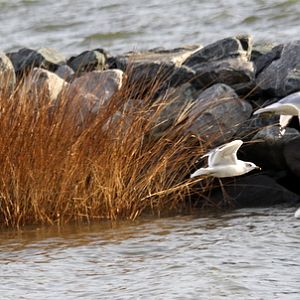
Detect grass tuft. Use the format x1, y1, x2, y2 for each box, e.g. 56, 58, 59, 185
0, 68, 226, 228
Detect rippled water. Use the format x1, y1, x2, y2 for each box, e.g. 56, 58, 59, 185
1, 2, 300, 299
1, 205, 300, 299
0, 0, 300, 56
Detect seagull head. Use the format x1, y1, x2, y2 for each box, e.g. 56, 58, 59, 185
244, 162, 261, 172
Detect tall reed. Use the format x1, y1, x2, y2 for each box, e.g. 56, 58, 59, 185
0, 69, 221, 228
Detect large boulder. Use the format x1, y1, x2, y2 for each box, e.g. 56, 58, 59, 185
189, 57, 254, 92
66, 69, 124, 114
256, 41, 300, 97
55, 64, 75, 81
182, 35, 255, 94
0, 51, 16, 95
208, 174, 300, 208
239, 127, 300, 171
150, 82, 200, 138
24, 68, 68, 103
252, 43, 283, 76
7, 48, 66, 76
67, 48, 107, 75
108, 45, 201, 89
283, 136, 300, 177
183, 35, 252, 67
185, 83, 253, 144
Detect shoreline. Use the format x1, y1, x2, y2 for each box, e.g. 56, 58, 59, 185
1, 34, 300, 228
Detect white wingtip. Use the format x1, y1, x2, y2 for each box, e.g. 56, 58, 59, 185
253, 107, 271, 115
190, 168, 207, 178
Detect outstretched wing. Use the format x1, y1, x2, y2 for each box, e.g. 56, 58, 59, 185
208, 140, 243, 167
279, 91, 300, 106
254, 92, 300, 116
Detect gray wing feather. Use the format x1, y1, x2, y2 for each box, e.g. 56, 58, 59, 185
208, 140, 243, 166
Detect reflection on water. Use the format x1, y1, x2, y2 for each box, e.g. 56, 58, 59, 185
0, 0, 300, 55
1, 205, 300, 299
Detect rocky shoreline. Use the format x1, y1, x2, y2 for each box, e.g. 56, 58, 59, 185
1, 34, 300, 208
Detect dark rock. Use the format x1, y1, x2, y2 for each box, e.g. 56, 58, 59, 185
150, 83, 200, 138
7, 48, 66, 76
253, 44, 283, 76
234, 108, 279, 140
183, 35, 253, 67
256, 40, 300, 97
189, 57, 255, 91
240, 127, 300, 171
67, 48, 107, 74
167, 65, 196, 88
108, 45, 200, 89
185, 83, 253, 144
0, 51, 16, 95
210, 174, 300, 207
179, 35, 255, 93
67, 69, 123, 114
55, 64, 75, 81
283, 136, 300, 177
250, 41, 277, 62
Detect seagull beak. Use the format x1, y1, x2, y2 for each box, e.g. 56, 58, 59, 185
256, 166, 262, 170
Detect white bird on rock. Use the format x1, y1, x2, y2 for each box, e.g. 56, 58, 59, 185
253, 91, 300, 131
190, 140, 260, 178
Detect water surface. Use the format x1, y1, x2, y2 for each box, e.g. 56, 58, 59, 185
0, 0, 300, 56
1, 205, 300, 299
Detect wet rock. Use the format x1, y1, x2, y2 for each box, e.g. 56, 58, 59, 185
283, 136, 300, 177
234, 110, 279, 141
250, 41, 277, 62
183, 35, 253, 67
55, 64, 75, 81
256, 40, 300, 97
0, 51, 16, 95
108, 45, 200, 88
67, 69, 123, 114
181, 35, 255, 92
166, 65, 196, 88
252, 43, 283, 76
150, 83, 200, 138
67, 48, 107, 75
24, 68, 68, 103
185, 83, 253, 144
66, 92, 100, 125
240, 127, 300, 171
189, 57, 255, 91
7, 48, 66, 76
210, 174, 300, 207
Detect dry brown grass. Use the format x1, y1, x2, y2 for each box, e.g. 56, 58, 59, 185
0, 69, 224, 228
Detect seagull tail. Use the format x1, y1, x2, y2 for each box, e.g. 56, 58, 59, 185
190, 168, 212, 178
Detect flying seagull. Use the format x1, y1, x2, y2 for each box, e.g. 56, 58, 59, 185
253, 91, 300, 130
190, 140, 260, 178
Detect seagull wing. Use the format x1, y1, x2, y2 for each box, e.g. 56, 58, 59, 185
279, 91, 300, 106
208, 140, 243, 167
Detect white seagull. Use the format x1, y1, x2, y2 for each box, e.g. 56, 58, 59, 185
253, 91, 300, 130
190, 140, 260, 178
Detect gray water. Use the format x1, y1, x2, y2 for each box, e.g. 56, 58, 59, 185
0, 0, 300, 56
1, 206, 300, 299
1, 1, 300, 299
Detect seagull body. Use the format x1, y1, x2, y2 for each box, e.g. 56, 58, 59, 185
253, 91, 300, 129
190, 140, 260, 178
